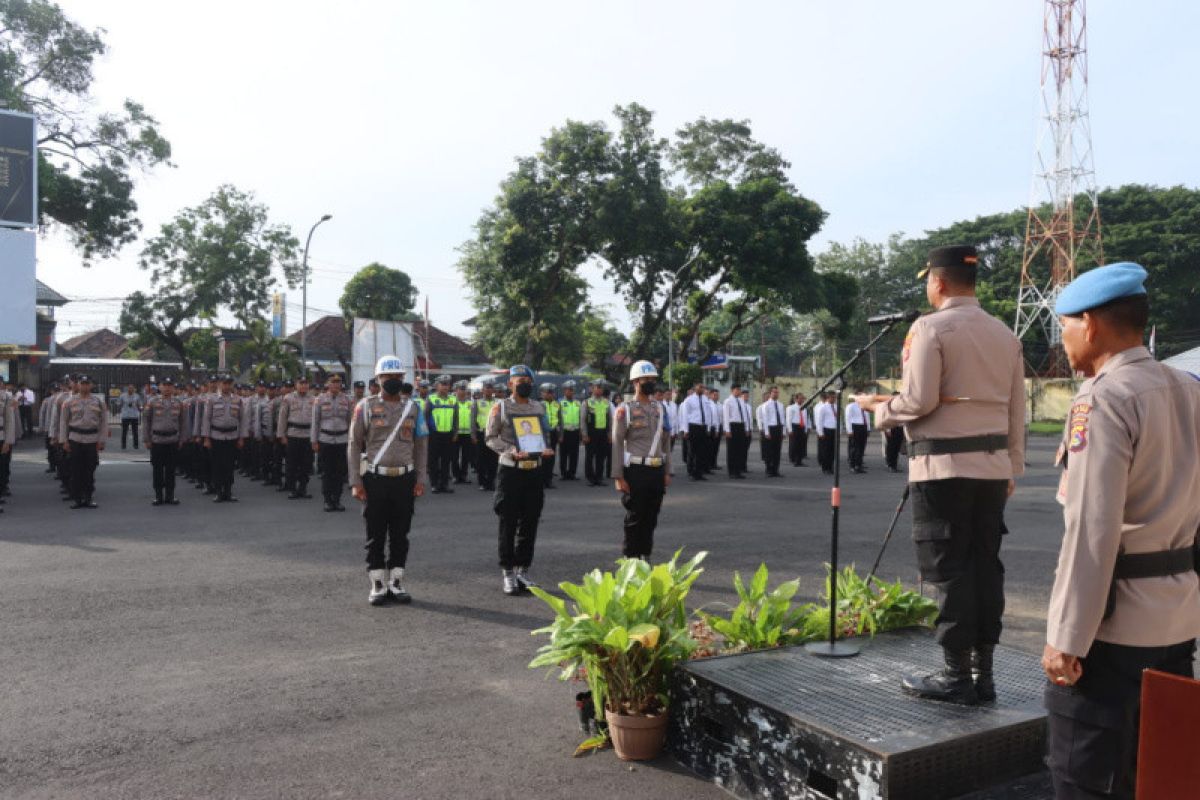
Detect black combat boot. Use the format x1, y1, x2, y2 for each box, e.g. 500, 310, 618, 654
972, 644, 996, 703
152, 489, 164, 507
901, 647, 979, 706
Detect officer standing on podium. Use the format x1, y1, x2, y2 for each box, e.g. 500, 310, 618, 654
612, 361, 672, 560
1039, 263, 1200, 799
857, 245, 1026, 706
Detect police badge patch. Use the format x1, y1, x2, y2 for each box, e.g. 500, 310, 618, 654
1067, 402, 1091, 453
902, 329, 915, 363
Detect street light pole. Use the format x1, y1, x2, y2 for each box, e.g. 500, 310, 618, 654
667, 251, 701, 396
300, 213, 332, 377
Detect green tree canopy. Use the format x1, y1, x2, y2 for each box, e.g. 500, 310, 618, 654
338, 263, 418, 322
1, 0, 172, 261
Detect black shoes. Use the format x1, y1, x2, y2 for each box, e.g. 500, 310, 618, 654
165, 494, 180, 506
152, 493, 164, 506
901, 648, 980, 706
973, 645, 996, 702
71, 496, 98, 510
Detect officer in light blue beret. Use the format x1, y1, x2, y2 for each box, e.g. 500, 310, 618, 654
1054, 261, 1147, 316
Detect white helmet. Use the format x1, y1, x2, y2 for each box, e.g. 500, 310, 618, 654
374, 355, 406, 377
629, 360, 658, 381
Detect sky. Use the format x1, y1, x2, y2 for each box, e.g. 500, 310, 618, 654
36, 0, 1200, 343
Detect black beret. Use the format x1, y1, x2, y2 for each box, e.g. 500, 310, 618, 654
161, 377, 175, 387
283, 379, 295, 387
918, 245, 979, 279
353, 381, 365, 388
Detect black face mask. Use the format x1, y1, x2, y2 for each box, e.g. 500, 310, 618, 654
381, 378, 404, 396
636, 381, 652, 396
514, 383, 533, 398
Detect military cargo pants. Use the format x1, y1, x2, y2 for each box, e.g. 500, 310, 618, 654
910, 478, 1008, 652
621, 464, 665, 559
494, 464, 544, 569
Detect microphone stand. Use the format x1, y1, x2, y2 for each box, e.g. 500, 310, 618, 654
803, 316, 908, 659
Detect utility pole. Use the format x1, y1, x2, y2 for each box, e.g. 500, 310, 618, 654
300, 213, 333, 377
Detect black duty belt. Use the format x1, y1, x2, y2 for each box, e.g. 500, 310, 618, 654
211, 425, 238, 433
69, 426, 98, 435
287, 422, 311, 428
320, 429, 348, 436
908, 434, 1008, 457
154, 430, 179, 437
1105, 543, 1200, 619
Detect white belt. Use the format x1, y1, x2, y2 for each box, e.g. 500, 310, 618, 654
628, 457, 664, 467
364, 463, 415, 477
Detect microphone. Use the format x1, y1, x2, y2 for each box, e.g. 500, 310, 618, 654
867, 310, 920, 325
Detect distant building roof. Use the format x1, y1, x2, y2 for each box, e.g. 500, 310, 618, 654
36, 280, 69, 307
417, 322, 489, 365
59, 328, 129, 359
287, 315, 351, 357
290, 316, 491, 367
1164, 345, 1200, 375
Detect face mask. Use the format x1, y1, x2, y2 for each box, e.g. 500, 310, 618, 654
514, 382, 533, 398
636, 381, 652, 396
382, 378, 404, 396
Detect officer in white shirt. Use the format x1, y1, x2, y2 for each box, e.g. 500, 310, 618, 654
787, 393, 811, 467
814, 391, 838, 474
656, 386, 678, 472
678, 383, 711, 481
844, 396, 871, 473
706, 388, 722, 473
755, 387, 787, 478
722, 384, 754, 479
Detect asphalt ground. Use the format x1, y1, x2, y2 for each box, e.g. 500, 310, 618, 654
1, 432, 1068, 799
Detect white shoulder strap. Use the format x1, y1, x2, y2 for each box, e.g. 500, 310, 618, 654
648, 401, 664, 458
372, 399, 414, 469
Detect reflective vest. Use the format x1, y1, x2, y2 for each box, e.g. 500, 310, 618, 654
545, 400, 561, 429
456, 398, 473, 433
475, 398, 496, 430
560, 399, 581, 430
429, 395, 456, 433
586, 397, 609, 429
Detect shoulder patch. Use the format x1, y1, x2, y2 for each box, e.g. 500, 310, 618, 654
902, 328, 916, 363
616, 406, 626, 419
1067, 402, 1091, 453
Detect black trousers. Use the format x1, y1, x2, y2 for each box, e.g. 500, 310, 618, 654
318, 442, 348, 503
56, 442, 70, 486
270, 439, 285, 483
622, 464, 665, 559
429, 432, 454, 490
885, 428, 905, 469
727, 423, 748, 475
685, 424, 708, 478
542, 431, 558, 487
584, 428, 609, 483
0, 449, 9, 494
121, 418, 139, 449
45, 435, 55, 470
241, 437, 257, 476
452, 434, 474, 482
910, 477, 1008, 652
1046, 639, 1196, 800
709, 431, 721, 469
210, 439, 238, 497
196, 440, 213, 489
817, 428, 836, 471
494, 465, 544, 569
67, 441, 98, 500
477, 441, 498, 489
285, 436, 312, 490
789, 424, 809, 464
363, 472, 416, 570
760, 426, 783, 475
150, 443, 178, 495
848, 423, 868, 469
559, 430, 580, 478
19, 405, 31, 436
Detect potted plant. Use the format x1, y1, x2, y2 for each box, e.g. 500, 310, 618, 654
529, 550, 706, 761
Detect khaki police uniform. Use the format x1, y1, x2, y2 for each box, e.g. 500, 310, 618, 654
202, 390, 246, 501
277, 390, 315, 496
612, 398, 672, 559
58, 392, 108, 506
312, 391, 353, 510
348, 394, 429, 573
486, 397, 549, 571
1044, 347, 1200, 798
143, 393, 187, 504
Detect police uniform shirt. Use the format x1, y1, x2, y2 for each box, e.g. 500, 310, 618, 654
486, 397, 549, 467
250, 394, 273, 438
276, 391, 315, 439
348, 394, 430, 489
58, 394, 108, 444
612, 399, 672, 479
1047, 346, 1200, 656
875, 296, 1026, 482
312, 393, 353, 444
50, 390, 74, 443
722, 396, 752, 432
755, 399, 786, 433
202, 392, 247, 440
0, 391, 15, 446
143, 395, 187, 446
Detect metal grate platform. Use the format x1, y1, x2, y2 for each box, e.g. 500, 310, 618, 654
669, 628, 1047, 800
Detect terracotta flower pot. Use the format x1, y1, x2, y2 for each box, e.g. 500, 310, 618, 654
605, 709, 669, 761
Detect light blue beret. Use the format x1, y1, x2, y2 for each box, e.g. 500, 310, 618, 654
1055, 262, 1148, 315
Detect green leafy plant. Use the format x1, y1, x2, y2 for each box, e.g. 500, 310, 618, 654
529, 550, 706, 755
697, 564, 811, 652
798, 566, 938, 642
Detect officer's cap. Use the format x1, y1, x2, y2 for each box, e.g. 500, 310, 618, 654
160, 378, 175, 387
77, 374, 93, 383
374, 355, 405, 377
562, 380, 576, 389
590, 378, 605, 387
353, 380, 365, 389
436, 374, 452, 385
539, 382, 554, 392
267, 382, 278, 389
218, 373, 233, 383
508, 365, 535, 380
917, 245, 979, 279
1054, 262, 1148, 316
416, 379, 429, 388
283, 379, 295, 387
453, 380, 468, 390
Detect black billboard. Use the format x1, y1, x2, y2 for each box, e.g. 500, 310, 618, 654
0, 111, 36, 228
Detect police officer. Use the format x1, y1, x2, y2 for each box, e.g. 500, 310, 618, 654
277, 376, 315, 499
312, 373, 353, 512
857, 245, 1026, 705
558, 381, 581, 480
471, 382, 498, 491
426, 376, 457, 493
202, 374, 246, 503
352, 380, 366, 403
143, 377, 186, 505
1040, 263, 1200, 799
582, 379, 611, 487
349, 356, 428, 606
0, 383, 14, 508
58, 374, 108, 508
451, 380, 474, 484
612, 361, 672, 559
267, 380, 289, 488
540, 382, 561, 489
486, 365, 554, 595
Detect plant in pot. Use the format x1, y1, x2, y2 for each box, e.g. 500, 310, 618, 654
528, 550, 706, 760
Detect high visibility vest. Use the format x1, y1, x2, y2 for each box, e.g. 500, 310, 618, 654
560, 400, 581, 429
546, 400, 561, 428
474, 398, 496, 430
586, 398, 609, 429
429, 395, 456, 433
456, 398, 473, 433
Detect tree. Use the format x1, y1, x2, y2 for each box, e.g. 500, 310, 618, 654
338, 263, 418, 322
580, 308, 629, 381
118, 185, 300, 377
0, 0, 172, 261
184, 328, 218, 371
241, 319, 301, 382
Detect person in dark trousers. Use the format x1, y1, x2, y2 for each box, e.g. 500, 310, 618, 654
471, 383, 499, 491
678, 382, 709, 481
557, 381, 581, 480
756, 386, 786, 477
814, 391, 837, 474
276, 376, 315, 499
722, 385, 752, 479
312, 374, 353, 512
612, 362, 672, 560
844, 395, 870, 473
582, 380, 611, 486
450, 380, 474, 484
787, 393, 811, 466
143, 378, 186, 506
426, 376, 457, 493
858, 245, 1026, 706
117, 385, 142, 449
884, 393, 906, 472
58, 375, 108, 508
486, 365, 554, 595
202, 374, 246, 503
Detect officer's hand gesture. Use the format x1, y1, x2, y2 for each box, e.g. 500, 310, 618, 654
582, 435, 590, 445
724, 432, 731, 440
1, 443, 9, 455
352, 485, 367, 502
